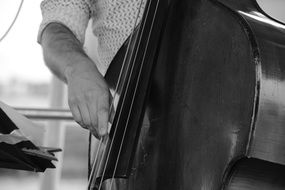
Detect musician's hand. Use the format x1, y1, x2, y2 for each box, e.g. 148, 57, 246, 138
40, 23, 109, 138
65, 60, 110, 138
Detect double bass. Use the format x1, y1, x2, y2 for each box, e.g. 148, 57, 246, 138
88, 0, 285, 189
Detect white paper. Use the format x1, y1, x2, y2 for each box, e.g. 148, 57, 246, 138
0, 101, 45, 146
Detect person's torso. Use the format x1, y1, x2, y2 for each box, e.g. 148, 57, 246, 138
90, 0, 146, 74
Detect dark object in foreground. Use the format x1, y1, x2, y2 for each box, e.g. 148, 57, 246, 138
88, 0, 285, 189
0, 108, 60, 172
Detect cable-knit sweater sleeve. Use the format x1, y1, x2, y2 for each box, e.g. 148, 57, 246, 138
37, 0, 92, 45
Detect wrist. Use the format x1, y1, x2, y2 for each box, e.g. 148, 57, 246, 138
64, 55, 101, 83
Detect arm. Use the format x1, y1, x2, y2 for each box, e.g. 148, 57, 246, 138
41, 23, 109, 137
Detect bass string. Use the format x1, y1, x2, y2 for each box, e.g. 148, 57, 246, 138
89, 35, 137, 188
88, 132, 91, 177
87, 0, 146, 189
94, 4, 143, 187
88, 26, 139, 189
88, 30, 137, 188
87, 135, 103, 187
97, 0, 151, 189
88, 20, 139, 190
109, 0, 161, 188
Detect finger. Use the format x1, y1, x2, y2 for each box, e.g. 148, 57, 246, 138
89, 126, 100, 139
78, 103, 92, 127
87, 101, 99, 135
97, 95, 109, 136
70, 105, 85, 127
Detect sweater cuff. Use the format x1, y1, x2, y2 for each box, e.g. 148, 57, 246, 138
37, 0, 91, 45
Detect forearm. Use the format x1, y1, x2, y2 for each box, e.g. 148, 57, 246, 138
40, 23, 109, 137
40, 23, 100, 83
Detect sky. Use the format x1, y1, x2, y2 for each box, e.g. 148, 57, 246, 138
0, 0, 51, 83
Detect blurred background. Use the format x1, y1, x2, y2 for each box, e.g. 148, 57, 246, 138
0, 0, 94, 189
0, 0, 284, 190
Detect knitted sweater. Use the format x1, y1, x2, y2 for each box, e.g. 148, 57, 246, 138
38, 0, 146, 74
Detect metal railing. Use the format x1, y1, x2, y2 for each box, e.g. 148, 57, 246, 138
15, 108, 73, 121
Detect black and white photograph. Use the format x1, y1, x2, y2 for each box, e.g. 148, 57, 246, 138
0, 0, 285, 189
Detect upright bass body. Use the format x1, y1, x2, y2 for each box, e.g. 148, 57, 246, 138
100, 0, 285, 189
